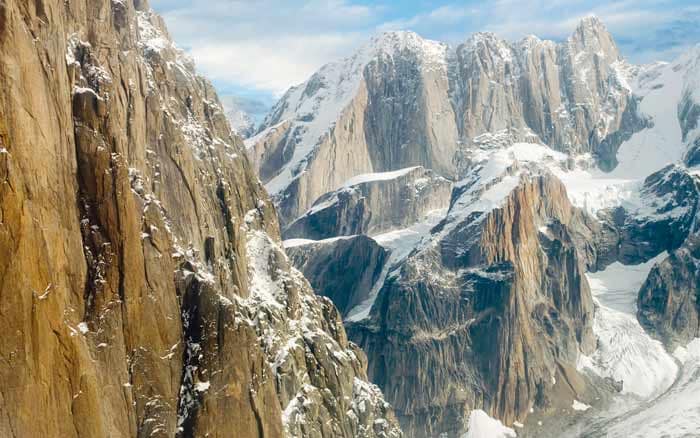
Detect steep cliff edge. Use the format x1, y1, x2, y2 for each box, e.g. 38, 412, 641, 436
0, 1, 401, 437
638, 237, 700, 348
285, 236, 389, 317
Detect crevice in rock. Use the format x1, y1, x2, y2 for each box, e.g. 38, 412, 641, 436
175, 273, 204, 437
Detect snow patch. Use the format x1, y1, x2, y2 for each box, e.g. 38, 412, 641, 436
579, 253, 678, 399
462, 410, 517, 438
194, 381, 210, 392
341, 166, 420, 187
77, 322, 89, 335
605, 337, 700, 437
283, 235, 357, 249
572, 400, 591, 411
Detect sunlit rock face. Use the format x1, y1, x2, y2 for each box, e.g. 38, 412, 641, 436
0, 1, 401, 437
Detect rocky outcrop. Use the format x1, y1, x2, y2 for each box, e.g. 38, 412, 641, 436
286, 236, 389, 317
348, 173, 595, 437
452, 17, 647, 170
283, 166, 452, 239
0, 1, 400, 437
249, 17, 647, 224
591, 164, 700, 267
638, 237, 700, 348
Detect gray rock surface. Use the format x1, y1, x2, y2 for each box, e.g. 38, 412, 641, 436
286, 236, 389, 316
638, 237, 700, 348
592, 164, 700, 267
283, 166, 452, 240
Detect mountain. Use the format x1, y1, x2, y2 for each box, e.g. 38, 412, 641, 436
219, 95, 272, 139
0, 1, 400, 437
247, 15, 700, 438
220, 95, 255, 137
248, 17, 646, 226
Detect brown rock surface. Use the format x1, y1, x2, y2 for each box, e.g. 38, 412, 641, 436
348, 173, 595, 437
0, 1, 401, 437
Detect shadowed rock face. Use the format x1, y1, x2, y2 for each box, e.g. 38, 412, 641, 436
283, 166, 452, 240
638, 237, 700, 348
592, 164, 700, 267
286, 236, 389, 316
0, 1, 401, 437
348, 174, 595, 437
250, 17, 647, 225
634, 53, 700, 351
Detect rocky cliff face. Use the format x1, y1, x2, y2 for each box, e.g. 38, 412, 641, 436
570, 162, 700, 276
243, 13, 700, 438
638, 237, 700, 348
348, 170, 596, 437
286, 236, 389, 317
451, 17, 645, 170
0, 1, 401, 437
283, 166, 451, 240
248, 17, 646, 225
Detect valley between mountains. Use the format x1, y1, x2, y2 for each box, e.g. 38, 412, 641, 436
0, 1, 698, 437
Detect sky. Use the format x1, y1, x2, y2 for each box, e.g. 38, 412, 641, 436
150, 0, 700, 112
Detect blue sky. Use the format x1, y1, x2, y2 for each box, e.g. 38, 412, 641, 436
151, 0, 700, 108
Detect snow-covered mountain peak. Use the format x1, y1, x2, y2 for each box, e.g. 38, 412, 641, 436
460, 31, 514, 59
567, 14, 620, 62
357, 30, 449, 70
576, 14, 606, 30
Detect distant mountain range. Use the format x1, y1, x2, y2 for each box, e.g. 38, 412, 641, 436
246, 15, 700, 438
219, 95, 272, 138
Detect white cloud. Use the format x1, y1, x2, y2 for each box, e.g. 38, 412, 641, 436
155, 0, 381, 95
378, 5, 476, 33
152, 0, 700, 97
188, 33, 364, 95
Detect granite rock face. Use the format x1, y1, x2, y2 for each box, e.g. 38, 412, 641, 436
283, 166, 452, 240
0, 1, 401, 437
348, 173, 596, 437
249, 17, 646, 225
286, 236, 389, 317
638, 237, 700, 348
264, 18, 700, 438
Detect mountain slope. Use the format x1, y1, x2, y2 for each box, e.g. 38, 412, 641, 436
256, 16, 700, 438
220, 95, 260, 138
0, 1, 401, 437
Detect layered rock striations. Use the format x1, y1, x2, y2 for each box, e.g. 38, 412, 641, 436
0, 1, 401, 437
283, 166, 452, 240
348, 170, 596, 437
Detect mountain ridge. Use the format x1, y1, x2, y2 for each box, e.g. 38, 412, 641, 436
246, 13, 700, 438
247, 15, 651, 226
